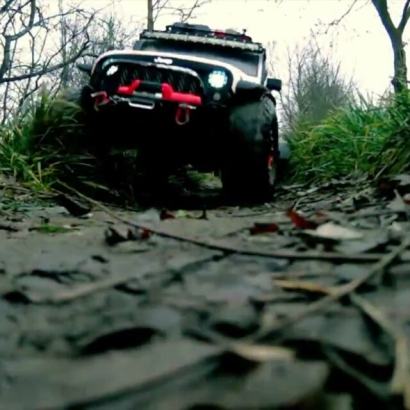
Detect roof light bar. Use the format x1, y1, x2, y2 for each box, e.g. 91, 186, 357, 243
140, 30, 263, 52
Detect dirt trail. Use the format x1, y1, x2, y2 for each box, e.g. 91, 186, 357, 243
0, 178, 410, 410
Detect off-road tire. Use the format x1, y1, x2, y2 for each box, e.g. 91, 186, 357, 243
221, 95, 279, 203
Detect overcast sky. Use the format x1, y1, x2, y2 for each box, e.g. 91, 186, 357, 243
64, 0, 410, 96
81, 0, 404, 94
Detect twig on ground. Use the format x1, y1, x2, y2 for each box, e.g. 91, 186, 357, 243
247, 236, 410, 342
351, 293, 410, 408
55, 182, 388, 263
273, 279, 335, 295
24, 253, 218, 304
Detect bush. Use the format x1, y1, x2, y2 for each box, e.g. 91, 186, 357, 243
0, 90, 98, 191
270, 36, 410, 184
0, 89, 204, 199
288, 91, 410, 183
278, 39, 356, 134
1, 83, 410, 197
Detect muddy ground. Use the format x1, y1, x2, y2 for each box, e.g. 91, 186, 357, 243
0, 176, 410, 410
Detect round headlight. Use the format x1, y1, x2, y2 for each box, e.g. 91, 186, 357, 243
208, 70, 228, 89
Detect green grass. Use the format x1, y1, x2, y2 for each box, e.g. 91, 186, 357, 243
1, 89, 410, 198
286, 91, 410, 183
0, 91, 106, 195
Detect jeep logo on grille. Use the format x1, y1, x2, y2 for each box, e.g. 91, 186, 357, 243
154, 57, 173, 65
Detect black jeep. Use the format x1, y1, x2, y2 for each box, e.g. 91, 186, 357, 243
75, 22, 289, 201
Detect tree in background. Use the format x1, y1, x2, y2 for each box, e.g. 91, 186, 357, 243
313, 0, 410, 95
0, 0, 212, 122
370, 0, 410, 94
0, 0, 96, 121
267, 34, 355, 136
54, 2, 143, 90
147, 0, 210, 31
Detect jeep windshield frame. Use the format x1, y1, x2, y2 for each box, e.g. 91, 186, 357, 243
134, 39, 263, 78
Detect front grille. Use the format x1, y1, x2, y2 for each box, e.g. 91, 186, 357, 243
99, 63, 202, 94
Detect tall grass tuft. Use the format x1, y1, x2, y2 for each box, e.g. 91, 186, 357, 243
0, 90, 98, 191
287, 91, 410, 183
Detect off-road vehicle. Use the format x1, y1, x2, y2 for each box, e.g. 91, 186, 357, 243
76, 22, 289, 201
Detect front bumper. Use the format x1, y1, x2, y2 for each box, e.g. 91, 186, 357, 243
82, 75, 230, 131
89, 80, 201, 111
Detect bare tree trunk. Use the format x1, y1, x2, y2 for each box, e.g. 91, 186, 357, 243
147, 0, 154, 31
58, 0, 69, 89
371, 0, 410, 94
391, 35, 408, 94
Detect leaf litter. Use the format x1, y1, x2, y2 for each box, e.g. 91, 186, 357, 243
1, 176, 410, 408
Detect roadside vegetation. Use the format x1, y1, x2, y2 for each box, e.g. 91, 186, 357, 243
276, 39, 410, 184
2, 37, 409, 196
1, 0, 410, 199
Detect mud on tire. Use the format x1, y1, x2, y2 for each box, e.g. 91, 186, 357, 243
221, 95, 279, 202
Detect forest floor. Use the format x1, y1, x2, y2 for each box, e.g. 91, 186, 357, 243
0, 174, 409, 409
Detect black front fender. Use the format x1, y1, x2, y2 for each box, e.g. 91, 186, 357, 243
234, 80, 267, 101
234, 80, 277, 106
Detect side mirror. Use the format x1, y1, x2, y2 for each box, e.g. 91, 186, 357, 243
76, 63, 93, 76
266, 78, 282, 92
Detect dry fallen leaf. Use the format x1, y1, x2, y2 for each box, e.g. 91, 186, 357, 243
286, 208, 318, 229
104, 225, 139, 246
274, 279, 335, 295
160, 209, 175, 220
140, 228, 151, 239
231, 343, 295, 362
387, 191, 410, 213
249, 222, 279, 235
105, 225, 151, 245
303, 222, 363, 240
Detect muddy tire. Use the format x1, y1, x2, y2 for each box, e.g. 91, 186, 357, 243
221, 95, 279, 202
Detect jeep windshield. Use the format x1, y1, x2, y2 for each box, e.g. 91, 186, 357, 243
135, 39, 261, 77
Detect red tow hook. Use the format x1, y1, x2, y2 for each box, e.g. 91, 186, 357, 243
175, 106, 190, 125
90, 91, 109, 111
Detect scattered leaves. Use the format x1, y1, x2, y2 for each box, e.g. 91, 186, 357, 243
104, 225, 150, 245
249, 222, 279, 235
159, 209, 175, 220
231, 343, 295, 362
286, 208, 318, 229
303, 222, 363, 241
273, 279, 335, 296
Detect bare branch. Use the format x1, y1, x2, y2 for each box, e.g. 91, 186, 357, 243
1, 33, 90, 84
149, 0, 210, 29
0, 0, 15, 15
330, 0, 359, 26
371, 0, 409, 93
398, 0, 410, 33
6, 0, 36, 41
371, 0, 397, 38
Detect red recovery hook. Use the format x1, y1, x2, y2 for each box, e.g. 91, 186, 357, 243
90, 91, 110, 110
175, 107, 190, 125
